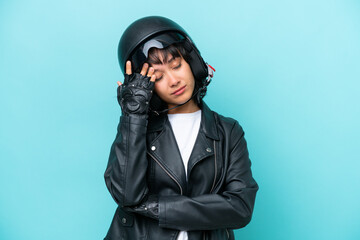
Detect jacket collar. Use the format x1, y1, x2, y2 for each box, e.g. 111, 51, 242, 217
148, 102, 220, 140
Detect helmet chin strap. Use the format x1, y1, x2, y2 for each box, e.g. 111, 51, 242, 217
150, 64, 215, 116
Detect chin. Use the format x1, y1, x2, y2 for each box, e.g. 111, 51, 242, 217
178, 94, 193, 103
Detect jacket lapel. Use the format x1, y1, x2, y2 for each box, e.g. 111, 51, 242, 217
187, 131, 214, 177
187, 102, 219, 177
146, 102, 219, 194
147, 115, 187, 194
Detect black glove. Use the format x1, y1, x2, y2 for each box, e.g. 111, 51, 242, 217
117, 73, 155, 119
125, 195, 159, 220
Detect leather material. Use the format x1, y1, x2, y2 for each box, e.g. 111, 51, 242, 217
125, 195, 159, 220
117, 73, 154, 119
104, 102, 258, 240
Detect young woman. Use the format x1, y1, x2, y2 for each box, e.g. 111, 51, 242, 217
104, 16, 258, 240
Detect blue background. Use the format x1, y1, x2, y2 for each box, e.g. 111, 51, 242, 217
1, 0, 360, 239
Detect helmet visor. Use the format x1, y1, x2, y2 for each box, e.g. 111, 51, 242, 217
129, 32, 185, 73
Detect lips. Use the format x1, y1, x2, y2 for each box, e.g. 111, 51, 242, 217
172, 86, 186, 96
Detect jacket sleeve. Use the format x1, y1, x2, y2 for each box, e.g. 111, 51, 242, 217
104, 116, 149, 207
158, 121, 259, 231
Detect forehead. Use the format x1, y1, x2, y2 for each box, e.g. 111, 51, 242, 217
151, 54, 181, 71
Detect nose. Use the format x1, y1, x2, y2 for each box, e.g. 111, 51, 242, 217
167, 72, 180, 87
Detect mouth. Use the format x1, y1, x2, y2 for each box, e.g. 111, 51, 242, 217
172, 85, 186, 96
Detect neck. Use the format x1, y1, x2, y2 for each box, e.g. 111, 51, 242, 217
167, 100, 200, 114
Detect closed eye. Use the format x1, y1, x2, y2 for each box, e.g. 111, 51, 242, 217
155, 75, 163, 81
173, 63, 181, 69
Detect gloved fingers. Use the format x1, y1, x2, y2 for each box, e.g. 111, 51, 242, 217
117, 84, 122, 96
117, 84, 123, 105
129, 74, 153, 89
123, 73, 131, 85
148, 81, 155, 89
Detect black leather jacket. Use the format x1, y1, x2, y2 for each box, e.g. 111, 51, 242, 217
104, 103, 258, 240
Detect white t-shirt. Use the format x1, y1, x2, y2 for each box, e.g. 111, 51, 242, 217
167, 109, 202, 240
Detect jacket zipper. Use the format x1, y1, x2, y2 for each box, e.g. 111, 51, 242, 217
210, 140, 217, 193
147, 152, 183, 195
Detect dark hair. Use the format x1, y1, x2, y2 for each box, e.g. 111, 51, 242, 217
147, 43, 192, 66
146, 43, 205, 114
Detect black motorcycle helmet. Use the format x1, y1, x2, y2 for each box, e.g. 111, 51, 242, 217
117, 16, 213, 113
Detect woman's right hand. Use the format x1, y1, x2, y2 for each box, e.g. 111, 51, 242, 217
117, 61, 156, 119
